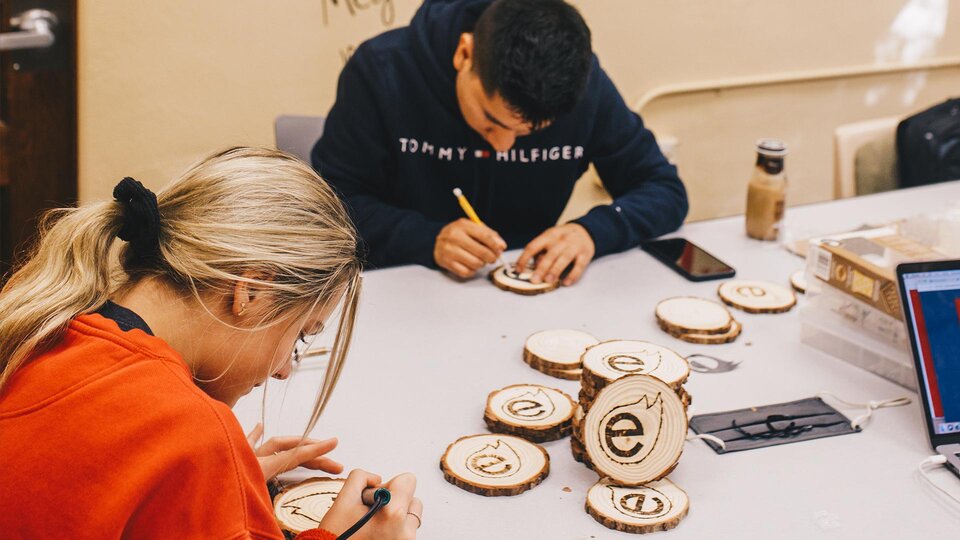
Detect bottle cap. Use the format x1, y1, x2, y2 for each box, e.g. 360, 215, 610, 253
755, 138, 787, 157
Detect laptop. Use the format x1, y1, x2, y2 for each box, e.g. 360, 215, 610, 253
898, 260, 960, 477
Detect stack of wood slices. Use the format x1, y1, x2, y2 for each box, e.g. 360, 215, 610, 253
573, 340, 692, 534
522, 329, 599, 380
655, 297, 742, 344
441, 331, 693, 533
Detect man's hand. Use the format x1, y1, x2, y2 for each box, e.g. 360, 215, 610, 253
515, 223, 595, 286
434, 218, 507, 278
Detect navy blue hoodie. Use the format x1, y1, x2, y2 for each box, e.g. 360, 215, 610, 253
313, 0, 688, 269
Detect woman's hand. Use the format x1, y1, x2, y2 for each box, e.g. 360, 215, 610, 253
246, 423, 344, 481
319, 469, 423, 540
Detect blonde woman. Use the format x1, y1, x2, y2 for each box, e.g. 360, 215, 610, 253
0, 147, 422, 539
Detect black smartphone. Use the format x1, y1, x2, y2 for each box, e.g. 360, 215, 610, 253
641, 238, 736, 282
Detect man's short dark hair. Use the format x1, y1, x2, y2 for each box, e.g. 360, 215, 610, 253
472, 0, 592, 130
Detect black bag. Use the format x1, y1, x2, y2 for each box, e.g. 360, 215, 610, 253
896, 97, 960, 188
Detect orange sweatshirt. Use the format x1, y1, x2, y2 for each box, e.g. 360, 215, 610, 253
0, 313, 335, 540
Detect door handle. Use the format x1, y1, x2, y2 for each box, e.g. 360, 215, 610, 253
0, 9, 57, 52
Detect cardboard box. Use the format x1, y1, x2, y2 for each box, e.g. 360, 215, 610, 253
807, 227, 947, 320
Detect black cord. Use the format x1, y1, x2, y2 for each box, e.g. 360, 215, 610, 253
336, 488, 391, 540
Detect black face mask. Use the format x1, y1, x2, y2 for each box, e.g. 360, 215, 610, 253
688, 397, 861, 454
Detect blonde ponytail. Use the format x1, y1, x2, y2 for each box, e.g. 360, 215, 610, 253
0, 202, 124, 390
0, 147, 362, 433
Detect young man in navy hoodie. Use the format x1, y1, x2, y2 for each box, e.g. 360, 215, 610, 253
313, 0, 688, 286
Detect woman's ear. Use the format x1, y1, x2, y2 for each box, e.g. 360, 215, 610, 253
453, 32, 474, 72
232, 280, 252, 317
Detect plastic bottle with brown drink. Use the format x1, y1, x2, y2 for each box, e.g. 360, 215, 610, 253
745, 139, 788, 241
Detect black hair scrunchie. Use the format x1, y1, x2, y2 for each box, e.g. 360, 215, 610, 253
113, 177, 161, 262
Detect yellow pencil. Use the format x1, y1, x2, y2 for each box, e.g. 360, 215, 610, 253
452, 187, 508, 267
452, 187, 483, 224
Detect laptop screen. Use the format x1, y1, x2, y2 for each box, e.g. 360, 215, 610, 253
902, 268, 960, 438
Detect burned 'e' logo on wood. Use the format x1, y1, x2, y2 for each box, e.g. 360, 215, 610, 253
466, 439, 522, 478
602, 349, 663, 374
502, 388, 556, 421
608, 485, 672, 519
735, 285, 768, 297
599, 393, 664, 464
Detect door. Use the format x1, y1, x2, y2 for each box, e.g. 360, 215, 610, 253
0, 0, 76, 280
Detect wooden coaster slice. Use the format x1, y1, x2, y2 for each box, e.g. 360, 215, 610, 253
484, 384, 576, 442
524, 329, 599, 371
585, 477, 690, 534
790, 270, 808, 294
490, 264, 558, 296
274, 477, 345, 534
655, 297, 733, 335
581, 340, 690, 390
582, 374, 687, 486
522, 350, 583, 380
581, 381, 692, 412
717, 279, 797, 314
441, 434, 549, 496
667, 319, 742, 345
540, 366, 582, 380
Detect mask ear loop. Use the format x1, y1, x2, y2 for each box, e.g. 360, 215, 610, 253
817, 392, 912, 429
686, 432, 727, 450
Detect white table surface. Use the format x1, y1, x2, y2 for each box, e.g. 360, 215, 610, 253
235, 181, 960, 539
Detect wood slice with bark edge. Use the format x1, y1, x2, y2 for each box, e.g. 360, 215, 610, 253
790, 270, 808, 294
541, 366, 583, 380
440, 434, 549, 497
581, 383, 691, 412
523, 329, 599, 371
522, 352, 583, 380
273, 477, 345, 534
489, 264, 558, 295
585, 477, 690, 534
655, 297, 734, 335
486, 416, 573, 442
571, 434, 597, 470
717, 279, 797, 314
573, 439, 679, 481
582, 374, 687, 486
571, 406, 597, 469
483, 384, 576, 443
658, 317, 743, 345
580, 340, 690, 392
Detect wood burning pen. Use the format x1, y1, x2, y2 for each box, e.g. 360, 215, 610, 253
337, 487, 391, 540
452, 187, 508, 268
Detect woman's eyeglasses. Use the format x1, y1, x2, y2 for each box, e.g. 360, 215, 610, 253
291, 332, 309, 367
290, 325, 330, 368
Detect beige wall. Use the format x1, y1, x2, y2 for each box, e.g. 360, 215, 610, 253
79, 1, 960, 222
78, 0, 421, 201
